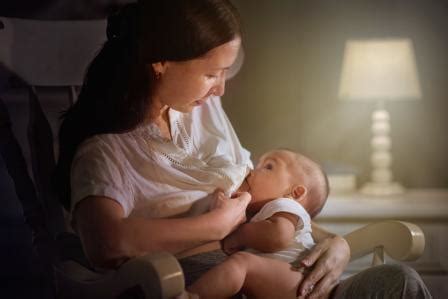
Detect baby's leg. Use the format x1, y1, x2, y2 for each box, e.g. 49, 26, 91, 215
240, 253, 304, 299
188, 251, 304, 299
187, 251, 251, 299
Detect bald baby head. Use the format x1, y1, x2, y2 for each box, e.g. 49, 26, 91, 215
246, 149, 329, 217
285, 150, 329, 218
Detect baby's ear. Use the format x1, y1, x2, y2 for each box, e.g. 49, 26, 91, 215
291, 185, 307, 200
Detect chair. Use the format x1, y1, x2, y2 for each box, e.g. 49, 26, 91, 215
0, 17, 184, 299
0, 16, 425, 299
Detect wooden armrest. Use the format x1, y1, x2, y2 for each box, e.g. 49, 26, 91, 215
344, 220, 425, 265
55, 252, 184, 299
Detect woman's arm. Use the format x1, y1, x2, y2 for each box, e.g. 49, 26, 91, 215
311, 221, 337, 241
222, 212, 299, 254
74, 192, 250, 268
296, 221, 350, 298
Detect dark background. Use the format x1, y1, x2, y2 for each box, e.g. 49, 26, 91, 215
1, 2, 129, 298
1, 1, 447, 298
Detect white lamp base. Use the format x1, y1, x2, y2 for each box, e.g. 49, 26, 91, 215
361, 106, 406, 196
360, 181, 404, 196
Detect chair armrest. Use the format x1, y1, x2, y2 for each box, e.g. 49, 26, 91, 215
344, 220, 425, 265
56, 252, 184, 299
119, 252, 185, 298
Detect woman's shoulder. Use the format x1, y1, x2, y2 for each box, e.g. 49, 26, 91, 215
74, 131, 139, 162
76, 133, 120, 154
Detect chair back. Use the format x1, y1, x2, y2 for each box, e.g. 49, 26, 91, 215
0, 17, 106, 86
0, 16, 106, 298
0, 16, 106, 233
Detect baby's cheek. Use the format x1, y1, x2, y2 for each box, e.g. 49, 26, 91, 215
260, 183, 274, 194
253, 183, 267, 197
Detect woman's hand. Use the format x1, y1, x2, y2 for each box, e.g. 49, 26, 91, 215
297, 236, 350, 299
210, 190, 251, 238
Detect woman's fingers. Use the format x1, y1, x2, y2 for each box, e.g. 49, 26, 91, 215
210, 189, 227, 209
297, 259, 327, 297
306, 272, 338, 299
211, 190, 250, 234
234, 192, 251, 224
231, 191, 251, 200
235, 191, 251, 205
300, 242, 325, 267
213, 188, 224, 196
298, 236, 350, 297
296, 241, 329, 296
231, 191, 251, 213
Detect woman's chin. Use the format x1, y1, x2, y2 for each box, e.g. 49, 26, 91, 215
171, 99, 209, 113
170, 105, 195, 113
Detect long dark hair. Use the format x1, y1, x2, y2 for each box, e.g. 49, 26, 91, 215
56, 0, 241, 210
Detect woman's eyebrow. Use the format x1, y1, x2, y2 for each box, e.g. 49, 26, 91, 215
210, 66, 231, 71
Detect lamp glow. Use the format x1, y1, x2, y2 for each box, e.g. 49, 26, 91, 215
338, 38, 421, 195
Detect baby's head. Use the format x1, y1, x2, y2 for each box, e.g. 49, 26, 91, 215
246, 149, 329, 218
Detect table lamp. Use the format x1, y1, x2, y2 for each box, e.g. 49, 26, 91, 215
338, 38, 421, 195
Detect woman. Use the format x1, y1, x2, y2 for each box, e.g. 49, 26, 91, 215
56, 1, 431, 298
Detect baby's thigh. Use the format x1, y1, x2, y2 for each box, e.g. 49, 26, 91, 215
237, 252, 304, 299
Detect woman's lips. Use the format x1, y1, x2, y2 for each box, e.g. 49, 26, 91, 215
193, 95, 214, 106
193, 97, 209, 106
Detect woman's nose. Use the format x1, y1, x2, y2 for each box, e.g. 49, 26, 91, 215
212, 76, 226, 96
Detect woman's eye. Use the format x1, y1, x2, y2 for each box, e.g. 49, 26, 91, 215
206, 74, 218, 79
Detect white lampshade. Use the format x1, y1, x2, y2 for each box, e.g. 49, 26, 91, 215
339, 38, 421, 101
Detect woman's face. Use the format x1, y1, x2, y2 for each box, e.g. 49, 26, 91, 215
151, 37, 241, 113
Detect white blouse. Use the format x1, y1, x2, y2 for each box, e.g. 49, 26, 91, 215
70, 96, 253, 219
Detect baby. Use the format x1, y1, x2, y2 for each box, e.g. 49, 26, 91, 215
188, 149, 329, 299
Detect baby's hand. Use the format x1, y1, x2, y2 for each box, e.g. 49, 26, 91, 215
221, 230, 244, 255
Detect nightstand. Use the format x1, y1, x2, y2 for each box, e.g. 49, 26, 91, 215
315, 189, 448, 298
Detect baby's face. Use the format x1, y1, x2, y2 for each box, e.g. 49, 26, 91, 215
246, 150, 299, 211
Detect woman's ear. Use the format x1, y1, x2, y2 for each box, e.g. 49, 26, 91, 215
151, 61, 167, 75
291, 185, 307, 200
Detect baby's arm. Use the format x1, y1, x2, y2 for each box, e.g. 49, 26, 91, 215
223, 212, 301, 254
